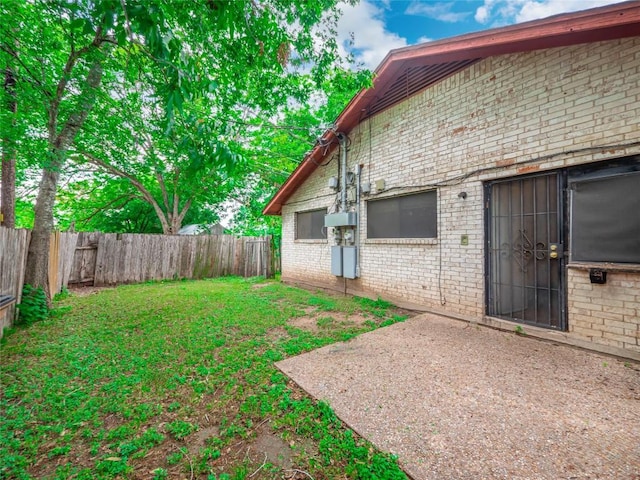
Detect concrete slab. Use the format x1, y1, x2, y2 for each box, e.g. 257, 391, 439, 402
276, 313, 640, 480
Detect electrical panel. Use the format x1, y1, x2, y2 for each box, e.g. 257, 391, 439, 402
331, 246, 343, 276
343, 247, 357, 279
324, 212, 357, 227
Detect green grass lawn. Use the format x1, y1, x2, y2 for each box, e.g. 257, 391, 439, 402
1, 277, 410, 480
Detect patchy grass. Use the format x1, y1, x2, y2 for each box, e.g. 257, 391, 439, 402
0, 277, 410, 479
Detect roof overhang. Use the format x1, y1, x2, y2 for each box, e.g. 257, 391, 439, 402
264, 1, 640, 215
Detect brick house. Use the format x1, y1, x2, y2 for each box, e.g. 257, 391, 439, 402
264, 3, 640, 360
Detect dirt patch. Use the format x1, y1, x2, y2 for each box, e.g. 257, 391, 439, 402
267, 326, 290, 341
288, 315, 320, 332
344, 313, 368, 325
288, 311, 375, 332
69, 286, 115, 297
188, 425, 220, 454
249, 424, 293, 469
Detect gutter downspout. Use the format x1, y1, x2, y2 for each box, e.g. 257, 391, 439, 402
337, 132, 348, 291
355, 163, 361, 278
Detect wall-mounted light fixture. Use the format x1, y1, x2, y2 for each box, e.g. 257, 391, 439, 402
458, 191, 468, 199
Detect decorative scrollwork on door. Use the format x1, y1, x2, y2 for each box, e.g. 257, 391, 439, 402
500, 230, 546, 272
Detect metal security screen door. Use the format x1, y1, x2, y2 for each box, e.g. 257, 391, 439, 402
486, 173, 565, 330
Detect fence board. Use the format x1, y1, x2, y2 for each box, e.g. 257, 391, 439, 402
0, 227, 30, 336
48, 231, 59, 295
55, 232, 78, 294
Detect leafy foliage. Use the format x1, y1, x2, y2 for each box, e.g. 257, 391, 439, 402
1, 0, 372, 297
16, 284, 48, 325
1, 0, 371, 237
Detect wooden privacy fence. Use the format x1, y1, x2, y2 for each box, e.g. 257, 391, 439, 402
0, 227, 30, 335
0, 227, 277, 335
67, 232, 275, 287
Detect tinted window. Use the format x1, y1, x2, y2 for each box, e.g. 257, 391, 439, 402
296, 209, 326, 239
367, 191, 437, 239
570, 170, 640, 263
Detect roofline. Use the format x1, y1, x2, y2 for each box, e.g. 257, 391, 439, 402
263, 1, 640, 215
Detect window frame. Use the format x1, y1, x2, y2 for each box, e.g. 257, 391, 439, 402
568, 159, 640, 264
366, 190, 438, 240
294, 208, 327, 240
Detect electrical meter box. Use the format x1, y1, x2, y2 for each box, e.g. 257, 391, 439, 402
331, 246, 343, 276
343, 246, 357, 279
324, 212, 357, 227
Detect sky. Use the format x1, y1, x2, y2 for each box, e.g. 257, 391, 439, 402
336, 0, 629, 70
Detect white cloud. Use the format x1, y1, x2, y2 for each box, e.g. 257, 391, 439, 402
405, 1, 472, 23
474, 4, 491, 23
475, 0, 626, 25
337, 1, 408, 70
415, 36, 434, 45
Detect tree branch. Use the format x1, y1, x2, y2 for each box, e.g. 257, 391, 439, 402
119, 0, 134, 41
0, 44, 53, 98
53, 60, 103, 152
157, 172, 170, 212
78, 193, 139, 223
79, 151, 171, 233
172, 167, 180, 225
177, 197, 193, 226
49, 24, 105, 142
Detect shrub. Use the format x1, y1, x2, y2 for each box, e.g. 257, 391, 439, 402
17, 284, 49, 325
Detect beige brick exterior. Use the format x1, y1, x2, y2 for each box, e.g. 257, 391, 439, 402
568, 268, 640, 353
280, 38, 640, 359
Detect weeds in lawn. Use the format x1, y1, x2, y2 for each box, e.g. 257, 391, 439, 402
166, 421, 198, 440
0, 277, 409, 479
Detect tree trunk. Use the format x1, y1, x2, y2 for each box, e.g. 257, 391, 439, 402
1, 146, 16, 228
1, 66, 17, 228
25, 166, 59, 297
168, 215, 180, 235
24, 61, 103, 301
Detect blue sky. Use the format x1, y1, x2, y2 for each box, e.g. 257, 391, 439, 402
337, 0, 627, 69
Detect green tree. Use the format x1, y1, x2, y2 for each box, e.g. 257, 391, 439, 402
1, 0, 353, 300
229, 68, 372, 235
72, 79, 247, 234
55, 176, 221, 233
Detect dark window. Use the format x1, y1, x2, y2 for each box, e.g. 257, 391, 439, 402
295, 209, 326, 239
569, 166, 640, 263
367, 191, 437, 239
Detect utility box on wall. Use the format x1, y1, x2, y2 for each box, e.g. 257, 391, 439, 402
343, 246, 357, 279
331, 246, 358, 278
331, 246, 343, 276
324, 212, 357, 227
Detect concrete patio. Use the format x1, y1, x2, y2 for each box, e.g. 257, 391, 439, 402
276, 313, 640, 479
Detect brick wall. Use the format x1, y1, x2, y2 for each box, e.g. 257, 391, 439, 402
280, 37, 640, 357
568, 268, 640, 353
